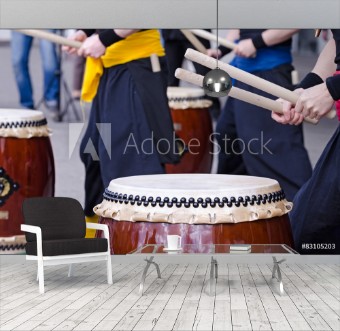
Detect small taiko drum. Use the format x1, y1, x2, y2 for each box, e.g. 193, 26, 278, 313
0, 109, 55, 253
166, 87, 213, 173
94, 174, 294, 254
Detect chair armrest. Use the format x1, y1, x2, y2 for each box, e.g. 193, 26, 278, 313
20, 224, 43, 258
86, 223, 110, 240
86, 223, 108, 231
21, 224, 42, 235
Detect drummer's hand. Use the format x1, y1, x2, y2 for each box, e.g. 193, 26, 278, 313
271, 99, 304, 125
294, 83, 334, 120
207, 48, 222, 58
271, 89, 304, 125
62, 30, 87, 55
234, 39, 256, 58
77, 34, 106, 58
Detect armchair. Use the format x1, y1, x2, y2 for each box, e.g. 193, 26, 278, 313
21, 197, 112, 293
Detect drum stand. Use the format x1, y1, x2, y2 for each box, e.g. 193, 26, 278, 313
53, 61, 81, 122
36, 30, 81, 122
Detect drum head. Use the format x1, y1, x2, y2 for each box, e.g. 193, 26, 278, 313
0, 109, 50, 138
94, 174, 292, 224
167, 87, 212, 109
167, 87, 205, 99
109, 174, 279, 198
0, 109, 45, 122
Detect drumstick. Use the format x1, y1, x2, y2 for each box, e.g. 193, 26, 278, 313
180, 30, 208, 54
175, 68, 318, 124
291, 70, 299, 85
16, 29, 82, 49
189, 29, 237, 50
185, 48, 336, 120
150, 54, 161, 72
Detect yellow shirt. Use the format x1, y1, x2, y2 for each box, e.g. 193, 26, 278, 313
81, 30, 165, 102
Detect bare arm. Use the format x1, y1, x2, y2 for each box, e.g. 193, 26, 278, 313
261, 29, 299, 46
311, 39, 337, 79
67, 29, 140, 58
271, 38, 337, 124
113, 29, 140, 38
235, 29, 298, 58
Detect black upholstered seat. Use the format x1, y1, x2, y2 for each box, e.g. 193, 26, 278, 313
25, 238, 108, 256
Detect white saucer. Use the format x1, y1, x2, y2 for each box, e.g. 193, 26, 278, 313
163, 247, 183, 252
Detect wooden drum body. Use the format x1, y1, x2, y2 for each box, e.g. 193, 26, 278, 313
94, 174, 294, 254
166, 87, 213, 173
0, 109, 55, 253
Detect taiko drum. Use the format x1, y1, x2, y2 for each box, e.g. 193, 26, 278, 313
0, 109, 55, 253
94, 174, 294, 254
166, 87, 213, 173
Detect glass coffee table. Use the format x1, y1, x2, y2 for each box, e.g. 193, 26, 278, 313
129, 244, 298, 296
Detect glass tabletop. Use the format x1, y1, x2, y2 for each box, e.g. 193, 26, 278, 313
130, 244, 297, 255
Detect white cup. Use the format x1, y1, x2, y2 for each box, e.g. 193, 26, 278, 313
167, 235, 182, 250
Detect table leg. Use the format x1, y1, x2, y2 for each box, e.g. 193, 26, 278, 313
272, 256, 286, 295
215, 259, 218, 279
209, 257, 218, 296
139, 256, 161, 295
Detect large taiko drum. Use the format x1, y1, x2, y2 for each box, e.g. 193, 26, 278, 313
94, 174, 294, 254
0, 109, 55, 253
166, 87, 213, 173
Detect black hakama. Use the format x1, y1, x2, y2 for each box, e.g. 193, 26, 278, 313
80, 57, 177, 215
216, 64, 313, 201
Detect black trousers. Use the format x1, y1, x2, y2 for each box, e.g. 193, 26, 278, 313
80, 59, 172, 215
291, 125, 340, 254
216, 64, 313, 202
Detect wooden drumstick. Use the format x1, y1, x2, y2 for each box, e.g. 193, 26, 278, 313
180, 30, 208, 54
16, 29, 82, 49
175, 68, 318, 124
150, 54, 161, 72
189, 29, 237, 50
185, 48, 336, 120
291, 70, 299, 85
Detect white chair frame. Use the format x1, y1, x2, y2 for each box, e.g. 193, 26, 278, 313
21, 223, 113, 294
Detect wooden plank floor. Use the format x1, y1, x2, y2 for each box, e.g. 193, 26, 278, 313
0, 262, 339, 331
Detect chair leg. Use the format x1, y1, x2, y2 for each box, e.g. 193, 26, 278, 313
37, 266, 39, 281
68, 264, 73, 277
37, 260, 45, 294
107, 254, 113, 284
